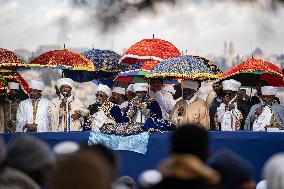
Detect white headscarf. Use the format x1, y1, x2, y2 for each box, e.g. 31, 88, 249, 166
263, 152, 284, 189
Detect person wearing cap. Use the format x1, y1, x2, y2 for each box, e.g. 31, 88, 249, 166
149, 78, 176, 120
126, 84, 135, 102
1, 135, 55, 188
244, 86, 284, 131
216, 79, 244, 131
208, 149, 255, 189
0, 82, 21, 133
111, 87, 130, 114
88, 84, 129, 131
170, 80, 210, 129
49, 78, 88, 132
16, 80, 51, 132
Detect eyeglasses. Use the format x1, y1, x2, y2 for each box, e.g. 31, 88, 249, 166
96, 94, 105, 98
223, 91, 235, 97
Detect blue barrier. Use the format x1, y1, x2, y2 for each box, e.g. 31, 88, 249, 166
2, 131, 284, 182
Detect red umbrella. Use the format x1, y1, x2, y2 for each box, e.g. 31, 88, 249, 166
119, 38, 181, 65
30, 49, 95, 71
0, 48, 31, 72
219, 58, 284, 87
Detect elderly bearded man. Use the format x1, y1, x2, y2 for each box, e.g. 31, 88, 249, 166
170, 80, 210, 129
16, 80, 51, 132
49, 78, 88, 132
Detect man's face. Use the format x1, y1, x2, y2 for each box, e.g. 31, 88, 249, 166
256, 80, 268, 95
60, 85, 72, 97
7, 89, 18, 100
262, 95, 275, 106
213, 83, 223, 96
111, 92, 123, 104
29, 89, 42, 100
183, 88, 196, 100
238, 89, 246, 100
223, 90, 237, 104
127, 91, 135, 101
96, 91, 108, 104
150, 79, 162, 92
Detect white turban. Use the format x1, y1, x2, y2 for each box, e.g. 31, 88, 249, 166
29, 80, 45, 90
8, 82, 19, 90
182, 80, 199, 91
222, 79, 241, 92
127, 84, 135, 92
162, 85, 176, 94
56, 78, 74, 89
263, 152, 284, 189
112, 87, 126, 95
96, 84, 112, 98
261, 86, 277, 96
133, 83, 149, 92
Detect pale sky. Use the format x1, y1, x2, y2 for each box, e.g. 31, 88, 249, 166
1, 0, 284, 56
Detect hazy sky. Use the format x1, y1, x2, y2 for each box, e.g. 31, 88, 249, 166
1, 0, 284, 56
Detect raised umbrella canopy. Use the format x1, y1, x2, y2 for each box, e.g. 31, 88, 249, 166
146, 55, 222, 81
119, 38, 181, 66
30, 49, 95, 71
219, 58, 284, 87
63, 49, 123, 82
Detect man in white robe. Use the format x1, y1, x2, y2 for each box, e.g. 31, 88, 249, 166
149, 78, 176, 119
16, 80, 51, 132
245, 86, 284, 131
216, 79, 243, 131
111, 87, 129, 113
90, 84, 129, 131
49, 78, 88, 132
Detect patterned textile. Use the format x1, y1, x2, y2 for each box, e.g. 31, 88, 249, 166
88, 131, 149, 154
147, 55, 222, 80
143, 117, 176, 132
100, 122, 143, 136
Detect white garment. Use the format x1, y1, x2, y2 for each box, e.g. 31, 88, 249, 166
217, 103, 241, 131
149, 90, 175, 119
91, 110, 113, 131
253, 106, 273, 131
16, 98, 51, 132
119, 101, 129, 110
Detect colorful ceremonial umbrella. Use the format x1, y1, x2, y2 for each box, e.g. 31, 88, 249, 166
219, 58, 284, 87
0, 48, 31, 71
119, 38, 181, 65
30, 49, 95, 71
146, 55, 222, 80
114, 61, 159, 83
63, 49, 123, 82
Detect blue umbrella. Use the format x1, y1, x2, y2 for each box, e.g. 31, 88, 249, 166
146, 55, 222, 81
64, 49, 123, 82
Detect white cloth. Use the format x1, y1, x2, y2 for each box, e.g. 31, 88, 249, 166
56, 78, 74, 89
112, 87, 126, 95
16, 98, 51, 132
49, 95, 88, 132
253, 106, 273, 131
29, 80, 45, 90
8, 82, 19, 90
149, 90, 176, 119
217, 103, 241, 131
133, 83, 148, 92
127, 84, 135, 92
96, 84, 112, 98
119, 101, 129, 110
162, 85, 176, 94
182, 80, 199, 91
222, 79, 241, 92
261, 86, 277, 96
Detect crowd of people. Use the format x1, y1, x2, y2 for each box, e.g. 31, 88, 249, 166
0, 76, 283, 133
1, 124, 283, 189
